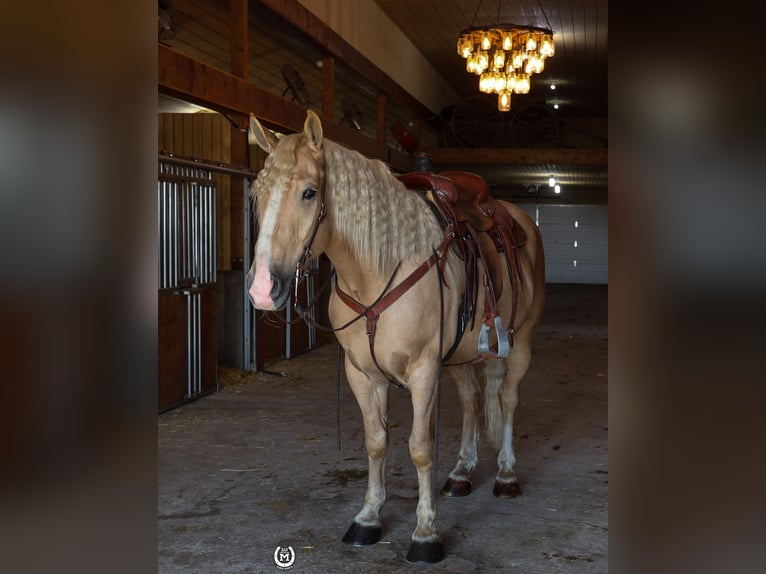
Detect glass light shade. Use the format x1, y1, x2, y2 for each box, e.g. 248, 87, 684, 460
505, 73, 517, 92
525, 54, 544, 75
458, 35, 474, 59
481, 32, 492, 50
467, 53, 479, 73
502, 32, 513, 51
479, 72, 492, 93
511, 51, 524, 70
493, 50, 505, 70
477, 50, 489, 71
513, 73, 530, 94
525, 34, 537, 52
498, 90, 512, 112
492, 72, 505, 94
540, 35, 555, 57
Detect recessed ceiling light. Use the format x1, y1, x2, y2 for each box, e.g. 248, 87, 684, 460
553, 103, 560, 109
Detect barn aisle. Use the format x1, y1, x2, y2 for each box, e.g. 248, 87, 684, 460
158, 284, 607, 573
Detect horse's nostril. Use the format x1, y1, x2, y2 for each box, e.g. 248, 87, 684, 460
269, 273, 282, 298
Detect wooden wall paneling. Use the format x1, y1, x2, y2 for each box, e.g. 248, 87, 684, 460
332, 62, 378, 142
169, 0, 231, 71
192, 112, 203, 156
158, 292, 187, 411
182, 113, 194, 154
173, 112, 184, 152
258, 0, 435, 120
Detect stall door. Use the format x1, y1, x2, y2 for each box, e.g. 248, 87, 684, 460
158, 164, 218, 411
520, 204, 608, 284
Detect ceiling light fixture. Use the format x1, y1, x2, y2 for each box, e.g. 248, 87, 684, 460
457, 0, 555, 111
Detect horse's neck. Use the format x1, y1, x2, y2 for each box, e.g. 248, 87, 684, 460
323, 144, 440, 300
325, 241, 389, 302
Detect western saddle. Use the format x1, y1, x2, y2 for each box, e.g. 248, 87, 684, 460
398, 170, 527, 359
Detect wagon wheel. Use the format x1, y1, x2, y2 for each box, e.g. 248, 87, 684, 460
509, 103, 562, 148
450, 96, 504, 147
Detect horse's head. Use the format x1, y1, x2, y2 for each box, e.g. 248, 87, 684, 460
247, 110, 329, 310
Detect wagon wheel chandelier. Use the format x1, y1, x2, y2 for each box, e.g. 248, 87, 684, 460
456, 0, 555, 111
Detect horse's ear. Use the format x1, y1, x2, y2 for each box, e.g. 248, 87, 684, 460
303, 109, 323, 152
248, 113, 279, 153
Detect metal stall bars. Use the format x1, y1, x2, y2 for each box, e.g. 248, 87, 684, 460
158, 157, 217, 409
158, 151, 318, 411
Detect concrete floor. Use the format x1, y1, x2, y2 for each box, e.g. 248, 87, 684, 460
158, 284, 608, 573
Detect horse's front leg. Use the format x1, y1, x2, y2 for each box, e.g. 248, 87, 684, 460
341, 359, 389, 546
406, 362, 445, 564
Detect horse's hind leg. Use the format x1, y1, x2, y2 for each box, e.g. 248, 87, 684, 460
341, 361, 389, 546
488, 341, 533, 498
440, 364, 481, 497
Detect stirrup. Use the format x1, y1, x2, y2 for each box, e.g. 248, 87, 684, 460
478, 314, 510, 359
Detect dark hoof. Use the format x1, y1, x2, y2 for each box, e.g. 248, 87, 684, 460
341, 522, 382, 546
493, 480, 521, 498
440, 478, 472, 497
406, 540, 445, 564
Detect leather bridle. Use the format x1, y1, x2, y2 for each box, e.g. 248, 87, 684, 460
293, 155, 327, 311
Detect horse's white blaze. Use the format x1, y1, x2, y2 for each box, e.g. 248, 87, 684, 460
249, 187, 284, 309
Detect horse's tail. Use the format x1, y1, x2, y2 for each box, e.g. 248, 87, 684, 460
483, 359, 506, 449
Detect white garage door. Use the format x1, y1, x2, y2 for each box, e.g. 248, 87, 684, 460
519, 204, 608, 284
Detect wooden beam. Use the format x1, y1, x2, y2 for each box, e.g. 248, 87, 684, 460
158, 46, 415, 173
424, 147, 608, 166
229, 0, 249, 268
230, 0, 248, 79
321, 56, 335, 119
257, 0, 437, 120
159, 44, 302, 130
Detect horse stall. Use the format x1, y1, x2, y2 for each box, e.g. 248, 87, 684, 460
157, 112, 318, 412
157, 161, 218, 411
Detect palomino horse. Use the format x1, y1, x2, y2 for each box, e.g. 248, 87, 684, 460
247, 110, 545, 564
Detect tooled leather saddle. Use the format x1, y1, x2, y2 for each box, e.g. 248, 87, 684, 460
398, 170, 527, 359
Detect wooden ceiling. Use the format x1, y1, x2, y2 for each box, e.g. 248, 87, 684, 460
374, 0, 608, 119
373, 0, 608, 204
159, 0, 607, 204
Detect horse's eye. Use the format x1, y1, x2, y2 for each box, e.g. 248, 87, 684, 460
302, 188, 317, 200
